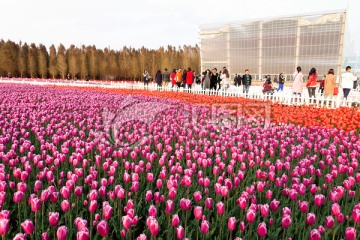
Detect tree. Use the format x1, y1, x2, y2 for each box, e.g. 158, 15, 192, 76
18, 43, 29, 78
0, 40, 19, 77
68, 44, 80, 79
38, 44, 49, 78
79, 45, 88, 80
48, 45, 57, 79
28, 43, 38, 78
57, 44, 67, 79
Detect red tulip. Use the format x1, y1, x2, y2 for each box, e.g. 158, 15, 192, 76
56, 226, 68, 240
309, 229, 321, 240
200, 220, 209, 234
194, 206, 203, 220
97, 220, 109, 237
172, 214, 180, 227
21, 220, 34, 234
282, 215, 292, 228
48, 212, 60, 227
216, 202, 225, 215
176, 226, 184, 239
228, 217, 236, 231
306, 213, 316, 226
76, 230, 90, 240
325, 216, 334, 228
345, 227, 356, 240
257, 222, 267, 237
122, 215, 132, 230
0, 218, 9, 235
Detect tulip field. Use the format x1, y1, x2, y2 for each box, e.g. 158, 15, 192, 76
1, 84, 360, 240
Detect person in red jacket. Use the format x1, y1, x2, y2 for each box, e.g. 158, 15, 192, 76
186, 67, 194, 90
306, 68, 318, 103
170, 69, 177, 87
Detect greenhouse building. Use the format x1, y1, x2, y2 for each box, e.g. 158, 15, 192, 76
199, 10, 355, 80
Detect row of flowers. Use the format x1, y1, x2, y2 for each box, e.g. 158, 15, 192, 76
0, 84, 359, 239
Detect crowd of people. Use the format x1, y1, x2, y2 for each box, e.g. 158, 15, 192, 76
142, 66, 359, 100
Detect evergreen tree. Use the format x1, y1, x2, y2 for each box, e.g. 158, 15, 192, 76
48, 44, 58, 79
38, 44, 49, 78
57, 44, 67, 79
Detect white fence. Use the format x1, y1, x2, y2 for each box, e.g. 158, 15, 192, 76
1, 78, 359, 109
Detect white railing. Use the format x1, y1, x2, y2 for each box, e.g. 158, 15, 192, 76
1, 78, 359, 109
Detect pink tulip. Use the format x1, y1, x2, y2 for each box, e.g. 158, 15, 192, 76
21, 220, 34, 234
325, 216, 334, 228
314, 194, 325, 207
257, 222, 267, 237
228, 217, 236, 231
163, 200, 173, 214
270, 199, 280, 211
216, 202, 225, 215
89, 200, 98, 212
102, 202, 113, 220
56, 226, 68, 240
282, 215, 292, 228
200, 220, 209, 234
145, 191, 153, 201
13, 191, 25, 203
246, 209, 256, 223
176, 226, 185, 239
306, 213, 316, 226
0, 218, 9, 235
122, 215, 132, 230
298, 201, 309, 213
331, 203, 341, 216
172, 214, 180, 227
352, 208, 360, 222
179, 198, 191, 211
97, 220, 109, 237
309, 229, 321, 240
194, 206, 203, 220
205, 198, 213, 209
42, 232, 50, 240
13, 233, 26, 240
61, 200, 70, 212
76, 230, 90, 240
147, 217, 159, 236
148, 205, 157, 217
48, 212, 60, 227
193, 191, 202, 202
345, 227, 356, 240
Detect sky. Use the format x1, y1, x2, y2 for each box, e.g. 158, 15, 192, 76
0, 0, 359, 51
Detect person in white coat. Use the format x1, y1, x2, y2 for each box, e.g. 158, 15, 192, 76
220, 68, 230, 91
341, 66, 357, 99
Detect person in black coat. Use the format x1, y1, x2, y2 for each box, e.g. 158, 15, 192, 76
210, 68, 218, 91
242, 69, 252, 94
155, 70, 162, 89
